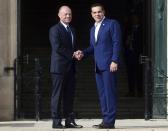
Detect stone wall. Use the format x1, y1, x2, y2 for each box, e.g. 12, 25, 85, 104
0, 0, 17, 120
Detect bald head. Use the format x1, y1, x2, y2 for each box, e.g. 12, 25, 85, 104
58, 6, 72, 25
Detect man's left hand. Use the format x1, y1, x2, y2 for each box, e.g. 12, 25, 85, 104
110, 62, 118, 72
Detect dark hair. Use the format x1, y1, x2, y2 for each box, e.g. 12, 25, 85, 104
91, 3, 105, 11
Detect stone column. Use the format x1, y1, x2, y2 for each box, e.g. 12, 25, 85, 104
167, 0, 168, 120
0, 0, 17, 120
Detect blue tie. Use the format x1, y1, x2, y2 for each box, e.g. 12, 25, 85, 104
66, 26, 72, 44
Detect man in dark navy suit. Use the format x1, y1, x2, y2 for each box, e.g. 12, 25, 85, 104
74, 3, 121, 129
49, 5, 82, 129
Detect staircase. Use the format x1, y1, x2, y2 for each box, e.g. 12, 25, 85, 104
17, 47, 144, 119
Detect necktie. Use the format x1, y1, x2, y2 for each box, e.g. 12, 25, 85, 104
66, 26, 72, 44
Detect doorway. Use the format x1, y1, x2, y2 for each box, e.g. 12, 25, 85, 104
17, 0, 150, 119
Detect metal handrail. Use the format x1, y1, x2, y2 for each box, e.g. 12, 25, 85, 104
14, 55, 42, 121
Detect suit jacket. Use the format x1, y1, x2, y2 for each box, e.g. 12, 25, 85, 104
83, 18, 121, 71
49, 22, 76, 74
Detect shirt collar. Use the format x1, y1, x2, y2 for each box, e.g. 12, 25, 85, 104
60, 21, 69, 28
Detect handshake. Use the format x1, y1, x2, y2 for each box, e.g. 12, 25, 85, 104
73, 50, 84, 60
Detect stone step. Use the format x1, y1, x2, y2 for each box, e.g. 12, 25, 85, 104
18, 47, 142, 119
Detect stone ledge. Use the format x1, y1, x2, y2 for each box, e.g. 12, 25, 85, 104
0, 119, 168, 131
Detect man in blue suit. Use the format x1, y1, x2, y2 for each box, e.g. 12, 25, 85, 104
49, 5, 82, 129
74, 3, 121, 129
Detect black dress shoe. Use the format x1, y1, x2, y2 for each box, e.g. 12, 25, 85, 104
65, 119, 83, 128
93, 123, 115, 129
92, 122, 103, 128
52, 123, 64, 129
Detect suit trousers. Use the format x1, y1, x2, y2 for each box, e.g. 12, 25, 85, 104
51, 68, 75, 124
95, 69, 117, 125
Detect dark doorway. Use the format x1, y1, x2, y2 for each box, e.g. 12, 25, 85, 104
17, 0, 148, 119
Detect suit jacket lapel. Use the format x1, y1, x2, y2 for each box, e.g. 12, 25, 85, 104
96, 20, 106, 43
91, 26, 96, 45
58, 22, 67, 33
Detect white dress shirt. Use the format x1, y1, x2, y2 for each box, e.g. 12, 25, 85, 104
94, 17, 105, 42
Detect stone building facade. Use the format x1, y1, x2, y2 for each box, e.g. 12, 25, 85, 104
0, 0, 167, 120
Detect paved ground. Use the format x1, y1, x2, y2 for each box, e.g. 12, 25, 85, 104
0, 119, 168, 131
